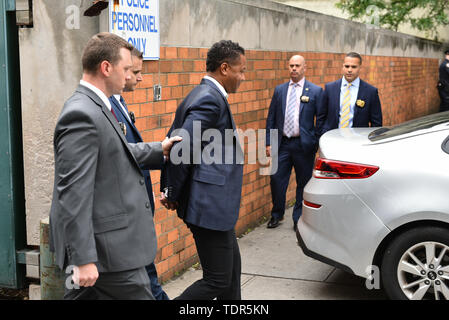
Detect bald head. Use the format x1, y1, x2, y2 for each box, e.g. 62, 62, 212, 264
289, 55, 306, 83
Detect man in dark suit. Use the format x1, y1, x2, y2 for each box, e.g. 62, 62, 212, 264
317, 52, 382, 136
437, 48, 449, 112
49, 33, 180, 300
160, 40, 246, 300
265, 55, 323, 231
109, 48, 169, 300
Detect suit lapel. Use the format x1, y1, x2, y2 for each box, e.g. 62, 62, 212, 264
77, 85, 141, 168
111, 96, 143, 142
356, 79, 366, 101
202, 78, 237, 131
354, 79, 366, 122
299, 80, 311, 121
281, 82, 289, 119
202, 78, 243, 155
334, 79, 343, 123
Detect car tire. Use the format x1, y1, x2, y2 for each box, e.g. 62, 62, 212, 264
381, 226, 449, 300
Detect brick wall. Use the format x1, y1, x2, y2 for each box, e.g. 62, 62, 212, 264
122, 47, 440, 283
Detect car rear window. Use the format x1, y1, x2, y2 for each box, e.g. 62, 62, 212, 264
368, 111, 449, 141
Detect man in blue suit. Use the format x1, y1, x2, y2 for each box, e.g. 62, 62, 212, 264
317, 52, 382, 136
160, 40, 246, 300
109, 48, 169, 300
266, 55, 323, 231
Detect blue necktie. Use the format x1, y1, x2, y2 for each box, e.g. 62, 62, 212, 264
119, 96, 129, 112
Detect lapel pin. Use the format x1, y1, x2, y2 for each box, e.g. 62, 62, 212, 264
119, 122, 127, 136
129, 111, 136, 124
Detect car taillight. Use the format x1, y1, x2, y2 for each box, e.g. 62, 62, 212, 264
303, 200, 322, 209
313, 158, 379, 179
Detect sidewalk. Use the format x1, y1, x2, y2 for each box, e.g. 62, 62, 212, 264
162, 207, 387, 300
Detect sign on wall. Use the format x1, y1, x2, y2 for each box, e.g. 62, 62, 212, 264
109, 0, 160, 60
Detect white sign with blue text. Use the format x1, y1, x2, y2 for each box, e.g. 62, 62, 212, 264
109, 0, 160, 60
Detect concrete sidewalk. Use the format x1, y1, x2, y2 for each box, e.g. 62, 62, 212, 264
162, 207, 387, 300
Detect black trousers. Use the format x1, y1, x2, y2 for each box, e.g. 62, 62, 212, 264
270, 136, 315, 223
439, 87, 449, 112
176, 224, 241, 300
64, 266, 154, 300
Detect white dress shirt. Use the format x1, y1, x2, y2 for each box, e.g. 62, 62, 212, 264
79, 80, 112, 112
204, 75, 228, 99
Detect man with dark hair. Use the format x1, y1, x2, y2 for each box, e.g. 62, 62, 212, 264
265, 55, 323, 231
49, 32, 180, 300
437, 48, 449, 112
109, 48, 169, 300
317, 52, 382, 136
160, 40, 246, 300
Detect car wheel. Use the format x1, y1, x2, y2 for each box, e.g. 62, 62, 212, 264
381, 226, 449, 300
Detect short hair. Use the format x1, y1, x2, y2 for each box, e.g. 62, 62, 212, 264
346, 52, 363, 65
82, 32, 133, 73
445, 48, 449, 55
206, 40, 245, 72
131, 48, 144, 59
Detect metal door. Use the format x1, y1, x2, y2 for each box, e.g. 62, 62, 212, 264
0, 0, 26, 288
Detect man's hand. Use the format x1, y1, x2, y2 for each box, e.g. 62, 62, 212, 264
266, 146, 271, 157
160, 192, 178, 211
73, 263, 99, 287
162, 136, 183, 159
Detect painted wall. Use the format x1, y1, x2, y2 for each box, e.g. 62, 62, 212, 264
273, 0, 449, 43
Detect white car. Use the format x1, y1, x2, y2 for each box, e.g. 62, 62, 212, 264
297, 111, 449, 300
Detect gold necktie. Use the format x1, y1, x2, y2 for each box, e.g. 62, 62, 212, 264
340, 83, 352, 128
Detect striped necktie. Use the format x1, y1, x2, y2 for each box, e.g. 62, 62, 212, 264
340, 83, 352, 128
284, 83, 298, 137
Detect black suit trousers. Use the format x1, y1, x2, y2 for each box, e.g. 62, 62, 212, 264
175, 224, 241, 300
64, 267, 154, 300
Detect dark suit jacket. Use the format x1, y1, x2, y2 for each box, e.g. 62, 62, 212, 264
110, 96, 161, 213
266, 79, 323, 154
317, 78, 382, 136
161, 78, 243, 231
50, 85, 163, 273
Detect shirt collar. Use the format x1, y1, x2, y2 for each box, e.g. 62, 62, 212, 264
289, 77, 305, 87
79, 80, 112, 111
341, 76, 360, 88
204, 75, 228, 99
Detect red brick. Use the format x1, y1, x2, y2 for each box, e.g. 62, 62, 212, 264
165, 47, 178, 59
145, 46, 440, 285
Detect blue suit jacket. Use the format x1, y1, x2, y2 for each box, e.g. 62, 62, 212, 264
317, 78, 382, 136
161, 78, 243, 231
266, 80, 323, 154
110, 96, 162, 213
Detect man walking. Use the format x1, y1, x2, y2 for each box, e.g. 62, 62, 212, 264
160, 40, 246, 300
317, 52, 382, 136
109, 48, 169, 300
49, 32, 180, 300
265, 55, 323, 231
437, 48, 449, 112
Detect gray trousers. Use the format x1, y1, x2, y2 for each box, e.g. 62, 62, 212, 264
64, 267, 155, 300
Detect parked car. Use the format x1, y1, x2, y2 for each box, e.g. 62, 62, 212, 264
297, 111, 449, 300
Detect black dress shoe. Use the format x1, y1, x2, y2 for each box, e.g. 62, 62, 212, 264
293, 222, 298, 232
267, 217, 281, 228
